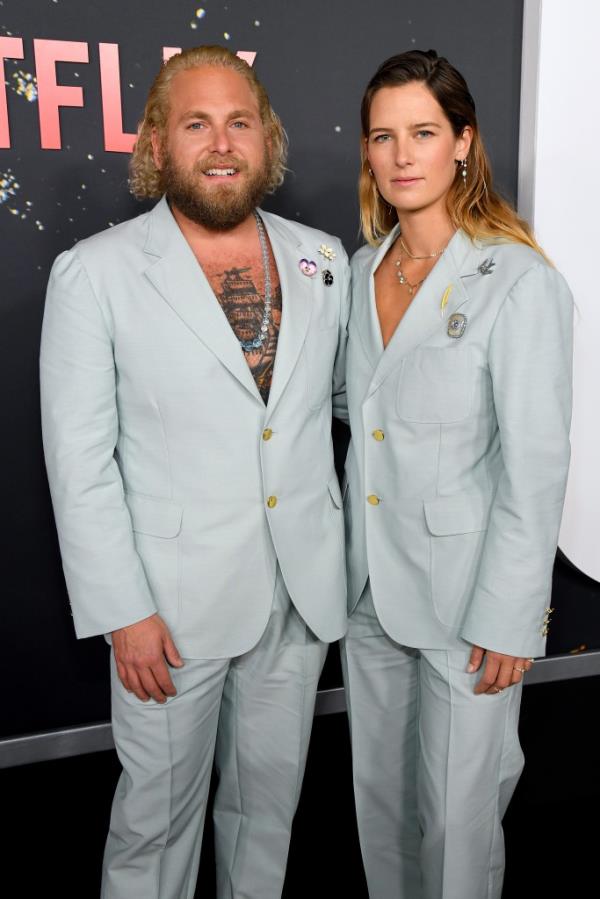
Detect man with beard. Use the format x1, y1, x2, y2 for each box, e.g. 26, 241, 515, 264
40, 46, 349, 899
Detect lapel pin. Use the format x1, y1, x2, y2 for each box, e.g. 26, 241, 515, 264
440, 284, 453, 318
447, 312, 467, 339
478, 258, 495, 276
322, 269, 334, 286
318, 243, 337, 262
299, 258, 317, 277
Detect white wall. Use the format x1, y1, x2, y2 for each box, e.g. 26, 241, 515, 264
520, 0, 600, 581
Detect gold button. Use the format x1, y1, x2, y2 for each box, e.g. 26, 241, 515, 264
262, 428, 273, 441
372, 429, 385, 442
267, 495, 278, 508
367, 494, 380, 506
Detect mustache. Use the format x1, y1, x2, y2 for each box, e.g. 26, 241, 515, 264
194, 155, 249, 174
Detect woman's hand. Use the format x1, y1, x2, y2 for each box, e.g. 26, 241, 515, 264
467, 646, 534, 695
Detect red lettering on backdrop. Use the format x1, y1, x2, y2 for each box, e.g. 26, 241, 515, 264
99, 43, 136, 153
34, 39, 89, 150
0, 41, 257, 152
0, 36, 25, 148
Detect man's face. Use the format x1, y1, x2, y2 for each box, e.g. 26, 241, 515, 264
153, 65, 272, 230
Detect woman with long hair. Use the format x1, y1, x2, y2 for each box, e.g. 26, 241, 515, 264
342, 49, 573, 898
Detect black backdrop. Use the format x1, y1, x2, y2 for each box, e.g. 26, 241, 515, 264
1, 0, 526, 739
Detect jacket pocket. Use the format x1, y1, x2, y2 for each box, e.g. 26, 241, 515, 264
125, 493, 183, 615
125, 492, 183, 538
396, 346, 472, 423
423, 491, 491, 536
424, 492, 491, 627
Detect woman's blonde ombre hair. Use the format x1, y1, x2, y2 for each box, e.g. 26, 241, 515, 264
359, 50, 545, 257
129, 45, 288, 199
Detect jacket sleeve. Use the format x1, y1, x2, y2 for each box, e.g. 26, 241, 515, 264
40, 248, 157, 638
332, 240, 351, 425
460, 262, 573, 657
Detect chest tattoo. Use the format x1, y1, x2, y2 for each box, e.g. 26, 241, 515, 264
204, 250, 281, 405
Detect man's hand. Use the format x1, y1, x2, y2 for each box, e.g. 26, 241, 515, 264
467, 645, 534, 695
112, 614, 184, 703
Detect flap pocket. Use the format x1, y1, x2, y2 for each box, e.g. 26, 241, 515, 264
327, 475, 343, 510
125, 492, 183, 538
424, 492, 492, 536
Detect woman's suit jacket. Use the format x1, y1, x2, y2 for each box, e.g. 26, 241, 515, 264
344, 227, 573, 658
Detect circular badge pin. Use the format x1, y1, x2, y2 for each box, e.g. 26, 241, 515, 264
447, 313, 467, 339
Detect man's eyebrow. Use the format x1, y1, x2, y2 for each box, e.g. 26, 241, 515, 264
179, 108, 258, 121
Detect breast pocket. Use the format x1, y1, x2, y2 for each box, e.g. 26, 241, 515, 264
304, 325, 338, 410
396, 346, 473, 423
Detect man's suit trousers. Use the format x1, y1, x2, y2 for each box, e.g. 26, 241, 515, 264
101, 568, 328, 899
341, 582, 524, 899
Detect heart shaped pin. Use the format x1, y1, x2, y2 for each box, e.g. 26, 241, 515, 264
299, 258, 318, 277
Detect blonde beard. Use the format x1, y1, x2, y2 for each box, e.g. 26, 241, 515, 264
161, 150, 272, 231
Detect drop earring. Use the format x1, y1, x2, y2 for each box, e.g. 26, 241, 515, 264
460, 158, 467, 183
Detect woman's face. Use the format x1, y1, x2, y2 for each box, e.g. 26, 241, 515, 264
366, 81, 471, 219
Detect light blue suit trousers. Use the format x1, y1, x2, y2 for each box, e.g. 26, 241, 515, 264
102, 568, 327, 899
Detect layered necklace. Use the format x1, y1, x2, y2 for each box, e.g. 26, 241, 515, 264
239, 211, 272, 354
394, 237, 446, 297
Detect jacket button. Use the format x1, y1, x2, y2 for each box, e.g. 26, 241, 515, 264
262, 428, 273, 441
367, 494, 380, 506
267, 495, 278, 508
372, 429, 385, 441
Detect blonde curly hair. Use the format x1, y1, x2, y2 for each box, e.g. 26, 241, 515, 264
129, 45, 288, 199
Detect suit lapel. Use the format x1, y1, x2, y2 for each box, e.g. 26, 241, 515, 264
143, 197, 263, 403
367, 228, 474, 398
350, 226, 397, 371
260, 210, 312, 417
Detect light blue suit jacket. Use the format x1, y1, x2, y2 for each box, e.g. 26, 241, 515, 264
41, 197, 350, 658
344, 227, 573, 657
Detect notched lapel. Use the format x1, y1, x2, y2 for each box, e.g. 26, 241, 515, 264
143, 198, 262, 403
260, 212, 312, 416
354, 227, 398, 370
367, 229, 473, 398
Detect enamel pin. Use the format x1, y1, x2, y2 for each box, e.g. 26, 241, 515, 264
318, 244, 337, 262
440, 285, 453, 317
447, 312, 467, 339
322, 269, 334, 286
299, 258, 318, 277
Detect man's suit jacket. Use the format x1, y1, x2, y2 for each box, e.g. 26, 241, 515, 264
344, 227, 573, 658
41, 197, 349, 658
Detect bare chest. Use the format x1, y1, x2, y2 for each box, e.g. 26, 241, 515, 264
199, 247, 282, 404
374, 261, 413, 349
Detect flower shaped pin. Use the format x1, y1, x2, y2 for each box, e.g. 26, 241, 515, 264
318, 243, 336, 262
299, 258, 318, 277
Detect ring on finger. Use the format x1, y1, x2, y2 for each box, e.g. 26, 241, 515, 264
492, 687, 504, 694
513, 666, 527, 673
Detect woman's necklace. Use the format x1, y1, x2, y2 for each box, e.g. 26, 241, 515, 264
394, 236, 448, 297
398, 237, 445, 260
240, 211, 272, 354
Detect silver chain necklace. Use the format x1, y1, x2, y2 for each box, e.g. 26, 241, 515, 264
240, 211, 272, 354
